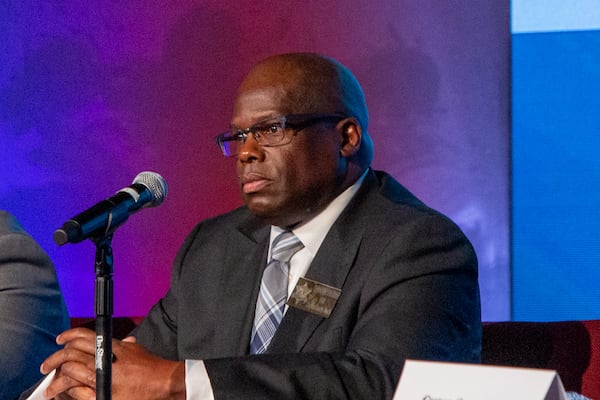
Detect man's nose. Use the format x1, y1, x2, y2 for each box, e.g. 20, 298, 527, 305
237, 134, 265, 162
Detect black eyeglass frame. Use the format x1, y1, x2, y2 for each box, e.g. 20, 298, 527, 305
214, 113, 348, 157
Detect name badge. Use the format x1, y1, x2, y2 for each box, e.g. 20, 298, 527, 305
287, 277, 341, 318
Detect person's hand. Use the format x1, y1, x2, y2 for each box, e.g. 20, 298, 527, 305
41, 328, 186, 400
40, 327, 96, 400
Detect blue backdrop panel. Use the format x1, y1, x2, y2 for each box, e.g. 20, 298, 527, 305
512, 30, 600, 320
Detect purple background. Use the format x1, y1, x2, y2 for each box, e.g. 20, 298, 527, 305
0, 1, 510, 320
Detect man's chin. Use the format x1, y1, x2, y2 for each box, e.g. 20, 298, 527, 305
245, 197, 275, 218
245, 201, 292, 227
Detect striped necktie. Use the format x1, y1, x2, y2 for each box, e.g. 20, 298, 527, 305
250, 230, 304, 354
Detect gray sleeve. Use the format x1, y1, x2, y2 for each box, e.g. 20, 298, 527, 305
0, 212, 70, 400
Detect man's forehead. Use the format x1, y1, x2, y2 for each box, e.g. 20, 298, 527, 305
231, 86, 289, 125
239, 60, 300, 92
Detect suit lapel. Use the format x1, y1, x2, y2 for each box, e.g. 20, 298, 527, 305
268, 172, 379, 353
212, 215, 270, 356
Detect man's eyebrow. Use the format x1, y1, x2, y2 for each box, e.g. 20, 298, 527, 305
230, 115, 280, 129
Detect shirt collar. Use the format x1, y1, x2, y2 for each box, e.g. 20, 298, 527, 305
270, 169, 368, 256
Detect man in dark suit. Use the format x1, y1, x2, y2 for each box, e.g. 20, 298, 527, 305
39, 53, 480, 399
0, 211, 70, 400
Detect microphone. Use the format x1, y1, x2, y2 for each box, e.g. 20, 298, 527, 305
54, 171, 168, 245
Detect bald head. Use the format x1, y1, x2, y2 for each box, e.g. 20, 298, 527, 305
237, 53, 373, 167
240, 54, 368, 129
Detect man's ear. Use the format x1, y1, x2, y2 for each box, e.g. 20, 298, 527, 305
339, 118, 362, 157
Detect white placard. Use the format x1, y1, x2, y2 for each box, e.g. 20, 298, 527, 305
393, 360, 567, 400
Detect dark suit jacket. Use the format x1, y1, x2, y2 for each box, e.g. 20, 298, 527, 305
0, 211, 70, 400
135, 170, 481, 399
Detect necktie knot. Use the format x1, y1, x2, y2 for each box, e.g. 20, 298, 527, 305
270, 230, 304, 263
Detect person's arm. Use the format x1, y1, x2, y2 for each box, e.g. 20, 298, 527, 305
0, 213, 70, 400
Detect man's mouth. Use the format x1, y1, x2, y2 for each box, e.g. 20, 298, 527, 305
241, 173, 270, 194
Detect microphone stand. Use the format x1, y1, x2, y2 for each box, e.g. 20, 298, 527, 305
94, 235, 114, 400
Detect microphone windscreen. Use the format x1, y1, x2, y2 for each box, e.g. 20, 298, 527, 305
133, 171, 168, 207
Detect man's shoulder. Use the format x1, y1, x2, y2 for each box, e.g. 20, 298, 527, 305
359, 170, 434, 216
354, 170, 467, 234
0, 210, 26, 236
0, 212, 47, 261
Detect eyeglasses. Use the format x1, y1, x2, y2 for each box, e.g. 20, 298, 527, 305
215, 113, 347, 157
